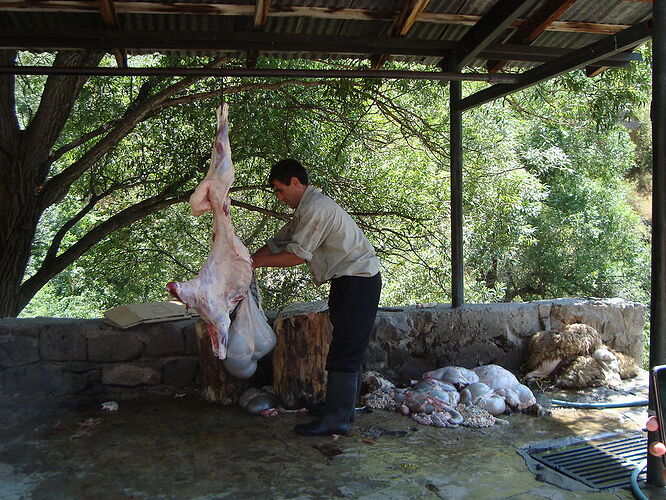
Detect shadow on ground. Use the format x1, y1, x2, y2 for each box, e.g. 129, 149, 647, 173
1, 372, 664, 499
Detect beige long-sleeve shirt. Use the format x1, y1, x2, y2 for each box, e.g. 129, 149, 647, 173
267, 185, 380, 285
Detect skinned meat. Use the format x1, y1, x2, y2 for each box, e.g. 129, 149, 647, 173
423, 366, 479, 390
397, 379, 463, 426
459, 382, 506, 415
364, 365, 539, 425
394, 379, 463, 428
167, 104, 275, 373
474, 364, 536, 411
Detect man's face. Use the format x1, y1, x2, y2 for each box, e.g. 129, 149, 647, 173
272, 178, 302, 209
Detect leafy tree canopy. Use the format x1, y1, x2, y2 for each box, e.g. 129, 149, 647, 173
0, 49, 651, 318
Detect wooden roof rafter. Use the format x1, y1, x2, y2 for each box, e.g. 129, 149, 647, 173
444, 0, 536, 71
0, 2, 640, 36
0, 28, 641, 69
246, 0, 271, 68
0, 0, 651, 91
585, 63, 611, 78
585, 8, 654, 78
95, 0, 126, 67
487, 0, 578, 74
370, 0, 431, 70
455, 20, 653, 111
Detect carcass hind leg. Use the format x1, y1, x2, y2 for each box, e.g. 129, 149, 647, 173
206, 323, 220, 357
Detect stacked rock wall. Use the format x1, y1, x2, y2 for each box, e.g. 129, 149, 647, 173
0, 298, 646, 396
0, 318, 198, 395
365, 298, 646, 384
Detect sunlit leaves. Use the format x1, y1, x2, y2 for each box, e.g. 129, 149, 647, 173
16, 51, 653, 317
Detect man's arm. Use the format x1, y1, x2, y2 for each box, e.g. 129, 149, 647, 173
251, 248, 306, 269
252, 244, 272, 258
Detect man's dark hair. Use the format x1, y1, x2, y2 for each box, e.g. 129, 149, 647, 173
268, 158, 309, 186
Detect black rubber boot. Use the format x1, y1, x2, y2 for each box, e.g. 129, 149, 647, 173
308, 370, 364, 422
294, 371, 357, 436
350, 370, 364, 421
306, 402, 325, 417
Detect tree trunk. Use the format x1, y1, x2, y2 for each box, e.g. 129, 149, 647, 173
0, 137, 47, 317
271, 301, 332, 409
0, 50, 32, 317
0, 50, 103, 317
0, 194, 41, 317
194, 319, 255, 405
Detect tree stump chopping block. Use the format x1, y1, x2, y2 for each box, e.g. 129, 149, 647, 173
195, 319, 254, 405
272, 301, 332, 410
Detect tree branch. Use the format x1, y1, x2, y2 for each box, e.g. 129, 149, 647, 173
350, 210, 425, 222
138, 230, 200, 275
43, 189, 110, 263
162, 79, 330, 109
38, 57, 227, 211
19, 188, 192, 309
230, 198, 291, 219
26, 51, 104, 178
49, 69, 215, 164
49, 120, 117, 163
128, 246, 199, 275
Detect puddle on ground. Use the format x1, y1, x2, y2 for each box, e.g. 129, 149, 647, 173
0, 386, 648, 499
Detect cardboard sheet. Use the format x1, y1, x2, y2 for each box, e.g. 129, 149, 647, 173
104, 301, 196, 329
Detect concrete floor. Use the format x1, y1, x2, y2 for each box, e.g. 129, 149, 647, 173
1, 376, 665, 500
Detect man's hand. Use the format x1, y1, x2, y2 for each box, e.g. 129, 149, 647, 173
251, 245, 272, 270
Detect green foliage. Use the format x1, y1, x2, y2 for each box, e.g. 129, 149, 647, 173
16, 53, 652, 318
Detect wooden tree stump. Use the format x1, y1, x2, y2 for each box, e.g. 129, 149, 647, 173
195, 320, 254, 405
272, 301, 332, 409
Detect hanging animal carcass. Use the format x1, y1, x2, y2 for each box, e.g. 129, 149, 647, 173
167, 104, 275, 378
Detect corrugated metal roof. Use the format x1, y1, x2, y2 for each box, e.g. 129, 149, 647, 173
0, 0, 653, 72
561, 0, 650, 24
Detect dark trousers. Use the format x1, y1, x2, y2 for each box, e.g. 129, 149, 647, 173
325, 272, 382, 373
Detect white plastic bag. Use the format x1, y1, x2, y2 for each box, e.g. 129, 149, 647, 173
223, 279, 276, 378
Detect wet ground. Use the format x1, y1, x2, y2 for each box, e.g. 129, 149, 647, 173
1, 374, 665, 500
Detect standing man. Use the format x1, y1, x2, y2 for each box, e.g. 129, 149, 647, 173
251, 158, 382, 437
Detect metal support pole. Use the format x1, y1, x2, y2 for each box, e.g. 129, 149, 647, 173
0, 66, 519, 82
648, 0, 666, 487
450, 80, 464, 308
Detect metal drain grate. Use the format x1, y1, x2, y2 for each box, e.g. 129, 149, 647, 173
529, 433, 647, 489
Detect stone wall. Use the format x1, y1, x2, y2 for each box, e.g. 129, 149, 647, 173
0, 317, 199, 396
364, 297, 646, 384
0, 297, 646, 396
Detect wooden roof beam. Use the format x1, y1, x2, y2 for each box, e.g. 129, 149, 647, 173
253, 0, 270, 28
483, 42, 639, 65
585, 65, 608, 77
487, 0, 578, 73
392, 0, 431, 35
246, 0, 271, 68
95, 0, 126, 67
0, 28, 642, 68
456, 20, 652, 111
584, 44, 643, 78
371, 0, 431, 69
445, 0, 537, 70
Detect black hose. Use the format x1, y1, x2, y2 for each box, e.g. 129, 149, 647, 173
631, 460, 648, 500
